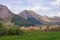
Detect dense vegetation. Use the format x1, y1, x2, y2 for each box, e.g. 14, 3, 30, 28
0, 31, 60, 40
12, 15, 32, 26
0, 22, 23, 36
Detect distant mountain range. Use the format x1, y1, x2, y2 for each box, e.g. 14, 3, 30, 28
18, 10, 60, 25
0, 4, 60, 26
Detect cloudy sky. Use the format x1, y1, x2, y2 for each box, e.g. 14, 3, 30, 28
0, 0, 60, 17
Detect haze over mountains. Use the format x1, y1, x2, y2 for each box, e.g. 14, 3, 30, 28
0, 4, 60, 26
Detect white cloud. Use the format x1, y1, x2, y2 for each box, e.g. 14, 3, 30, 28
31, 6, 50, 11
51, 0, 60, 7
0, 0, 51, 14
7, 5, 50, 14
56, 12, 60, 16
49, 12, 60, 17
27, 0, 50, 10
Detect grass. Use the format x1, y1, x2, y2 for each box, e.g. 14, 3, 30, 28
0, 30, 60, 40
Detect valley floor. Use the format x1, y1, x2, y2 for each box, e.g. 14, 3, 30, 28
0, 31, 60, 40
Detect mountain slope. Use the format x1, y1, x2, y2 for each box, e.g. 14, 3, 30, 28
18, 10, 60, 25
50, 16, 60, 21
0, 4, 60, 26
11, 14, 32, 26
0, 4, 14, 22
18, 10, 44, 25
0, 4, 31, 26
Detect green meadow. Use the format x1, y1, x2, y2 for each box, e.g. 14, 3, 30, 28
0, 31, 60, 40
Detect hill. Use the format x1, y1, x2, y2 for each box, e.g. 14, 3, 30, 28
0, 4, 60, 26
18, 10, 59, 25
15, 10, 60, 25
0, 4, 31, 26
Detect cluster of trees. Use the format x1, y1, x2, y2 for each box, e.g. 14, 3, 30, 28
0, 22, 23, 36
46, 26, 60, 32
41, 25, 60, 32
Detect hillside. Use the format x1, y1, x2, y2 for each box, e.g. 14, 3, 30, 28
50, 16, 60, 21
0, 4, 60, 26
0, 4, 31, 26
18, 10, 59, 25
11, 15, 32, 26
0, 4, 14, 22
18, 10, 44, 25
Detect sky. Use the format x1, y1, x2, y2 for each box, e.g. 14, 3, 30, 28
0, 0, 60, 17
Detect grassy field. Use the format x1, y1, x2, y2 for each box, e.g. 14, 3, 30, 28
0, 31, 60, 40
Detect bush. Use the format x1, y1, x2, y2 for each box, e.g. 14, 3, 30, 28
0, 22, 23, 36
0, 21, 3, 30
0, 26, 23, 35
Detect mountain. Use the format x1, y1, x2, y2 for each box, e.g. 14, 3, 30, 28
18, 10, 60, 25
0, 4, 60, 26
0, 4, 31, 26
18, 10, 44, 25
11, 15, 32, 26
0, 4, 14, 22
50, 16, 60, 21
48, 16, 60, 25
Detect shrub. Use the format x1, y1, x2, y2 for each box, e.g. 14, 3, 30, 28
0, 22, 23, 36
0, 21, 3, 30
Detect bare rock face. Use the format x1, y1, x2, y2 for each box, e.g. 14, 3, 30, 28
0, 4, 14, 22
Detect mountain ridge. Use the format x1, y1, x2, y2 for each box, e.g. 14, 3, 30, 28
0, 4, 32, 26
18, 10, 60, 25
0, 4, 60, 26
